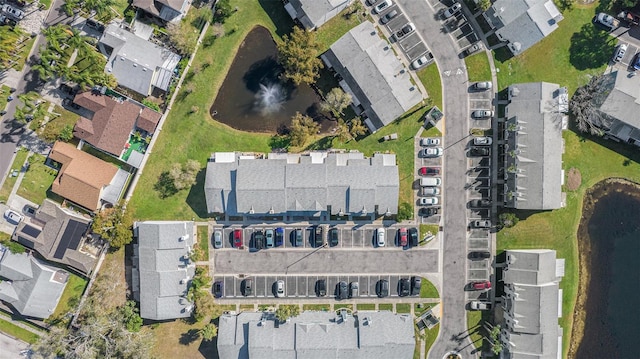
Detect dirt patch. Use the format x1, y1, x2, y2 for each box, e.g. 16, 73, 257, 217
566, 167, 581, 191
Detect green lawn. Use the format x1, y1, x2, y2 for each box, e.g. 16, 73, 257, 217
0, 318, 40, 344
17, 154, 57, 204
466, 310, 490, 351
465, 52, 491, 83
379, 303, 393, 311
416, 63, 443, 109
40, 105, 78, 142
0, 148, 29, 202
419, 224, 439, 241
0, 85, 12, 111
196, 226, 209, 261
46, 274, 88, 326
302, 304, 331, 311
423, 323, 440, 357
239, 304, 255, 311
39, 0, 52, 9
419, 278, 439, 299
315, 7, 363, 51
396, 303, 411, 314
334, 304, 353, 311
12, 36, 36, 71
356, 303, 375, 311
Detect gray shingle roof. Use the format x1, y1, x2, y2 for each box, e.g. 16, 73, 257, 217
324, 22, 423, 131
134, 221, 195, 320
0, 246, 68, 319
204, 152, 399, 216
287, 0, 352, 29
99, 24, 180, 96
504, 82, 565, 210
598, 70, 640, 135
217, 311, 415, 359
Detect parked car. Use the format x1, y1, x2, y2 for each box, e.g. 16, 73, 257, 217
380, 9, 398, 24
395, 22, 415, 39
329, 227, 339, 247
443, 2, 462, 19
419, 167, 441, 176
470, 300, 492, 310
633, 53, 640, 71
253, 230, 265, 249
398, 278, 411, 297
469, 199, 491, 208
275, 227, 284, 247
471, 110, 493, 119
316, 279, 327, 297
470, 281, 491, 291
420, 177, 442, 187
398, 227, 408, 247
213, 281, 224, 298
376, 279, 389, 298
337, 281, 349, 300
411, 276, 422, 296
473, 136, 492, 146
265, 229, 274, 248
421, 147, 443, 157
1, 4, 24, 20
419, 206, 440, 217
213, 230, 222, 249
411, 53, 434, 70
593, 12, 619, 31
374, 0, 392, 14
408, 227, 419, 247
349, 282, 359, 298
242, 279, 253, 296
472, 220, 491, 228
613, 43, 628, 62
85, 19, 105, 32
419, 197, 439, 206
377, 228, 385, 247
275, 280, 285, 297
295, 228, 304, 247
4, 209, 23, 224
469, 251, 491, 260
420, 138, 441, 146
472, 81, 492, 91
464, 42, 483, 56
233, 229, 243, 248
421, 187, 440, 196
469, 147, 490, 157
366, 0, 380, 5
314, 225, 325, 247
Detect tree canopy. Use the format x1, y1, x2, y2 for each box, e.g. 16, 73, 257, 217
321, 87, 352, 118
569, 74, 609, 136
277, 26, 323, 86
288, 112, 320, 147
91, 204, 133, 249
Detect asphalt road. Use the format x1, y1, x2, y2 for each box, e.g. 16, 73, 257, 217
396, 0, 475, 357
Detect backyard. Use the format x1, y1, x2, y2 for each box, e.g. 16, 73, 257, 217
17, 154, 58, 205
465, 52, 492, 83
0, 148, 29, 202
46, 274, 89, 326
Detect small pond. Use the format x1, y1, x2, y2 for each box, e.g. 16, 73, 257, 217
211, 26, 330, 133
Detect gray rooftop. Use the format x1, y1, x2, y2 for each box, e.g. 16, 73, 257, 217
324, 22, 423, 131
487, 0, 563, 55
102, 168, 130, 205
204, 152, 399, 216
287, 0, 351, 29
99, 24, 181, 96
134, 221, 195, 320
0, 245, 68, 319
217, 311, 415, 359
504, 82, 565, 210
598, 70, 640, 130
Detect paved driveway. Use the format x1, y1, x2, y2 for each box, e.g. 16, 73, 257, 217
0, 332, 28, 359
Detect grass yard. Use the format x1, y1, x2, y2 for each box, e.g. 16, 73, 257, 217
0, 318, 40, 344
356, 303, 375, 311
40, 105, 78, 142
46, 274, 88, 326
12, 36, 36, 71
302, 304, 330, 311
0, 148, 29, 202
396, 303, 411, 314
150, 317, 217, 359
315, 8, 363, 52
17, 154, 57, 205
417, 63, 443, 109
0, 85, 11, 110
39, 0, 52, 9
466, 310, 490, 351
465, 52, 491, 83
378, 303, 393, 311
334, 304, 353, 311
493, 3, 612, 94
423, 323, 440, 357
239, 304, 255, 311
419, 224, 439, 241
196, 226, 209, 261
419, 278, 439, 299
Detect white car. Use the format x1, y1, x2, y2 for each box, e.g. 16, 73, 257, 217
377, 228, 385, 247
470, 301, 492, 311
275, 280, 285, 297
472, 81, 492, 91
613, 43, 628, 62
1, 4, 24, 20
411, 54, 433, 70
419, 197, 439, 206
420, 138, 441, 146
443, 2, 462, 19
421, 147, 443, 157
374, 0, 392, 14
4, 209, 23, 224
473, 136, 492, 146
421, 187, 440, 196
593, 12, 619, 31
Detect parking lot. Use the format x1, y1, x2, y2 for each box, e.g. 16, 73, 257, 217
468, 86, 493, 131
214, 274, 422, 300
415, 135, 443, 224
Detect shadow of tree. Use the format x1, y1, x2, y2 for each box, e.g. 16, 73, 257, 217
186, 169, 211, 219
179, 329, 201, 345
493, 46, 512, 63
153, 171, 178, 199
569, 23, 616, 70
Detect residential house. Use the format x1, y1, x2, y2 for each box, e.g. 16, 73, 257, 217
284, 0, 353, 30
0, 245, 68, 319
500, 249, 565, 359
204, 151, 399, 221
132, 0, 190, 23
12, 199, 100, 275
218, 310, 415, 358
73, 91, 161, 159
594, 70, 640, 147
503, 82, 567, 210
483, 0, 563, 55
99, 24, 181, 96
132, 221, 195, 321
48, 141, 129, 211
322, 21, 423, 132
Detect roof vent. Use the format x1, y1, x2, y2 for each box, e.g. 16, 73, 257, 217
180, 276, 190, 284
133, 63, 137, 67
179, 234, 189, 241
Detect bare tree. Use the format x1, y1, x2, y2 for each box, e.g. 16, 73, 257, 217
569, 74, 610, 136
320, 87, 352, 118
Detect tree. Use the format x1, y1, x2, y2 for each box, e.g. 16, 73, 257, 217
321, 87, 352, 118
396, 202, 413, 221
59, 124, 74, 142
167, 160, 200, 190
288, 112, 319, 146
334, 118, 351, 142
277, 26, 323, 86
569, 74, 609, 136
349, 117, 367, 138
214, 0, 233, 22
200, 323, 218, 341
478, 0, 491, 11
498, 212, 519, 229
167, 21, 198, 55
91, 204, 133, 249
617, 0, 636, 8
119, 301, 143, 332
275, 305, 300, 322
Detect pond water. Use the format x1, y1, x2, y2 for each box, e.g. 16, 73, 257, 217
210, 26, 328, 133
574, 181, 640, 358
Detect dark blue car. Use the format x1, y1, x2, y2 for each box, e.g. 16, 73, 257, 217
213, 281, 224, 298
275, 227, 284, 247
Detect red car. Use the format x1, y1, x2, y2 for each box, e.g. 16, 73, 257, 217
419, 167, 441, 176
233, 229, 243, 248
398, 228, 408, 247
471, 281, 491, 291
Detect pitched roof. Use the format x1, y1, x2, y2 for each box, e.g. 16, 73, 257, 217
0, 246, 68, 319
287, 0, 352, 29
49, 142, 119, 211
12, 200, 97, 274
73, 92, 142, 156
598, 70, 640, 130
137, 107, 162, 133
134, 221, 195, 321
324, 22, 423, 131
205, 152, 399, 216
504, 82, 565, 210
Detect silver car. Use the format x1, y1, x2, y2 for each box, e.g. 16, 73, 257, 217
213, 230, 223, 249
473, 136, 492, 146
471, 110, 493, 119
380, 9, 398, 24
472, 81, 492, 91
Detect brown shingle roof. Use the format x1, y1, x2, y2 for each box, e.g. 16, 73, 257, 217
49, 142, 119, 211
137, 107, 161, 134
73, 92, 142, 156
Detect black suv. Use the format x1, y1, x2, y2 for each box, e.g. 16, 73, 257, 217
398, 278, 411, 297
329, 227, 339, 247
411, 276, 421, 296
253, 231, 265, 249
408, 228, 419, 247
469, 199, 491, 208
315, 279, 327, 297
242, 279, 253, 296
337, 281, 348, 300
469, 147, 490, 157
314, 225, 324, 247
376, 279, 389, 298
469, 251, 491, 260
